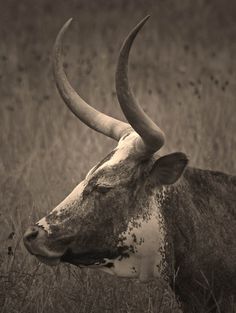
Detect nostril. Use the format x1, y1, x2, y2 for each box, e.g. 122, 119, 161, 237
24, 227, 39, 242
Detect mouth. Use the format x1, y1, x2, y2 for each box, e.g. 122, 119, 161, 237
60, 247, 129, 267
33, 246, 130, 267
35, 252, 111, 267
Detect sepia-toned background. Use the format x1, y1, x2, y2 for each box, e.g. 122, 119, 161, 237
1, 0, 235, 312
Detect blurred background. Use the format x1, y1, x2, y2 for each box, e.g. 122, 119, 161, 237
0, 0, 235, 312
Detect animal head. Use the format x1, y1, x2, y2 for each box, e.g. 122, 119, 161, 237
24, 16, 188, 282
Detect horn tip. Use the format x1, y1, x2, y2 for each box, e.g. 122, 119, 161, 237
141, 15, 151, 24
64, 18, 73, 28
134, 15, 150, 33
68, 17, 73, 24
56, 18, 73, 43
61, 18, 73, 33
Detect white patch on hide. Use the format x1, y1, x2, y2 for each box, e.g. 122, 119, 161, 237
98, 132, 139, 170
37, 217, 51, 233
99, 191, 167, 282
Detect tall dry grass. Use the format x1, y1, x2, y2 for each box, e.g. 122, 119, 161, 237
0, 1, 235, 312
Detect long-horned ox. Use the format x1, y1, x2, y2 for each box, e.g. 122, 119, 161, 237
24, 16, 236, 313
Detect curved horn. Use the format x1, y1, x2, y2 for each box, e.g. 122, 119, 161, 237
116, 16, 165, 152
53, 18, 130, 141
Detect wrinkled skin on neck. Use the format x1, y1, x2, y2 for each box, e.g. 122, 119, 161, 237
35, 133, 167, 281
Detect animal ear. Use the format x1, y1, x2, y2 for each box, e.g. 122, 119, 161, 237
150, 152, 188, 185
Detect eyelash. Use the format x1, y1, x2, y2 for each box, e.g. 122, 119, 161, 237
95, 185, 113, 194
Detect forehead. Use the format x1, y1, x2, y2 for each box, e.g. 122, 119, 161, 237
86, 132, 141, 178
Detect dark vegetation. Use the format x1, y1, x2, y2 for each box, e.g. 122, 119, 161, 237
0, 0, 235, 312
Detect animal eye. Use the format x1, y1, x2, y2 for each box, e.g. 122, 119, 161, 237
95, 184, 113, 193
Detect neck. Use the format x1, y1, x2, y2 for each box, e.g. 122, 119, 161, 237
159, 167, 236, 306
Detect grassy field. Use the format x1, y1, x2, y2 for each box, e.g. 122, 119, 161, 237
0, 0, 236, 312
